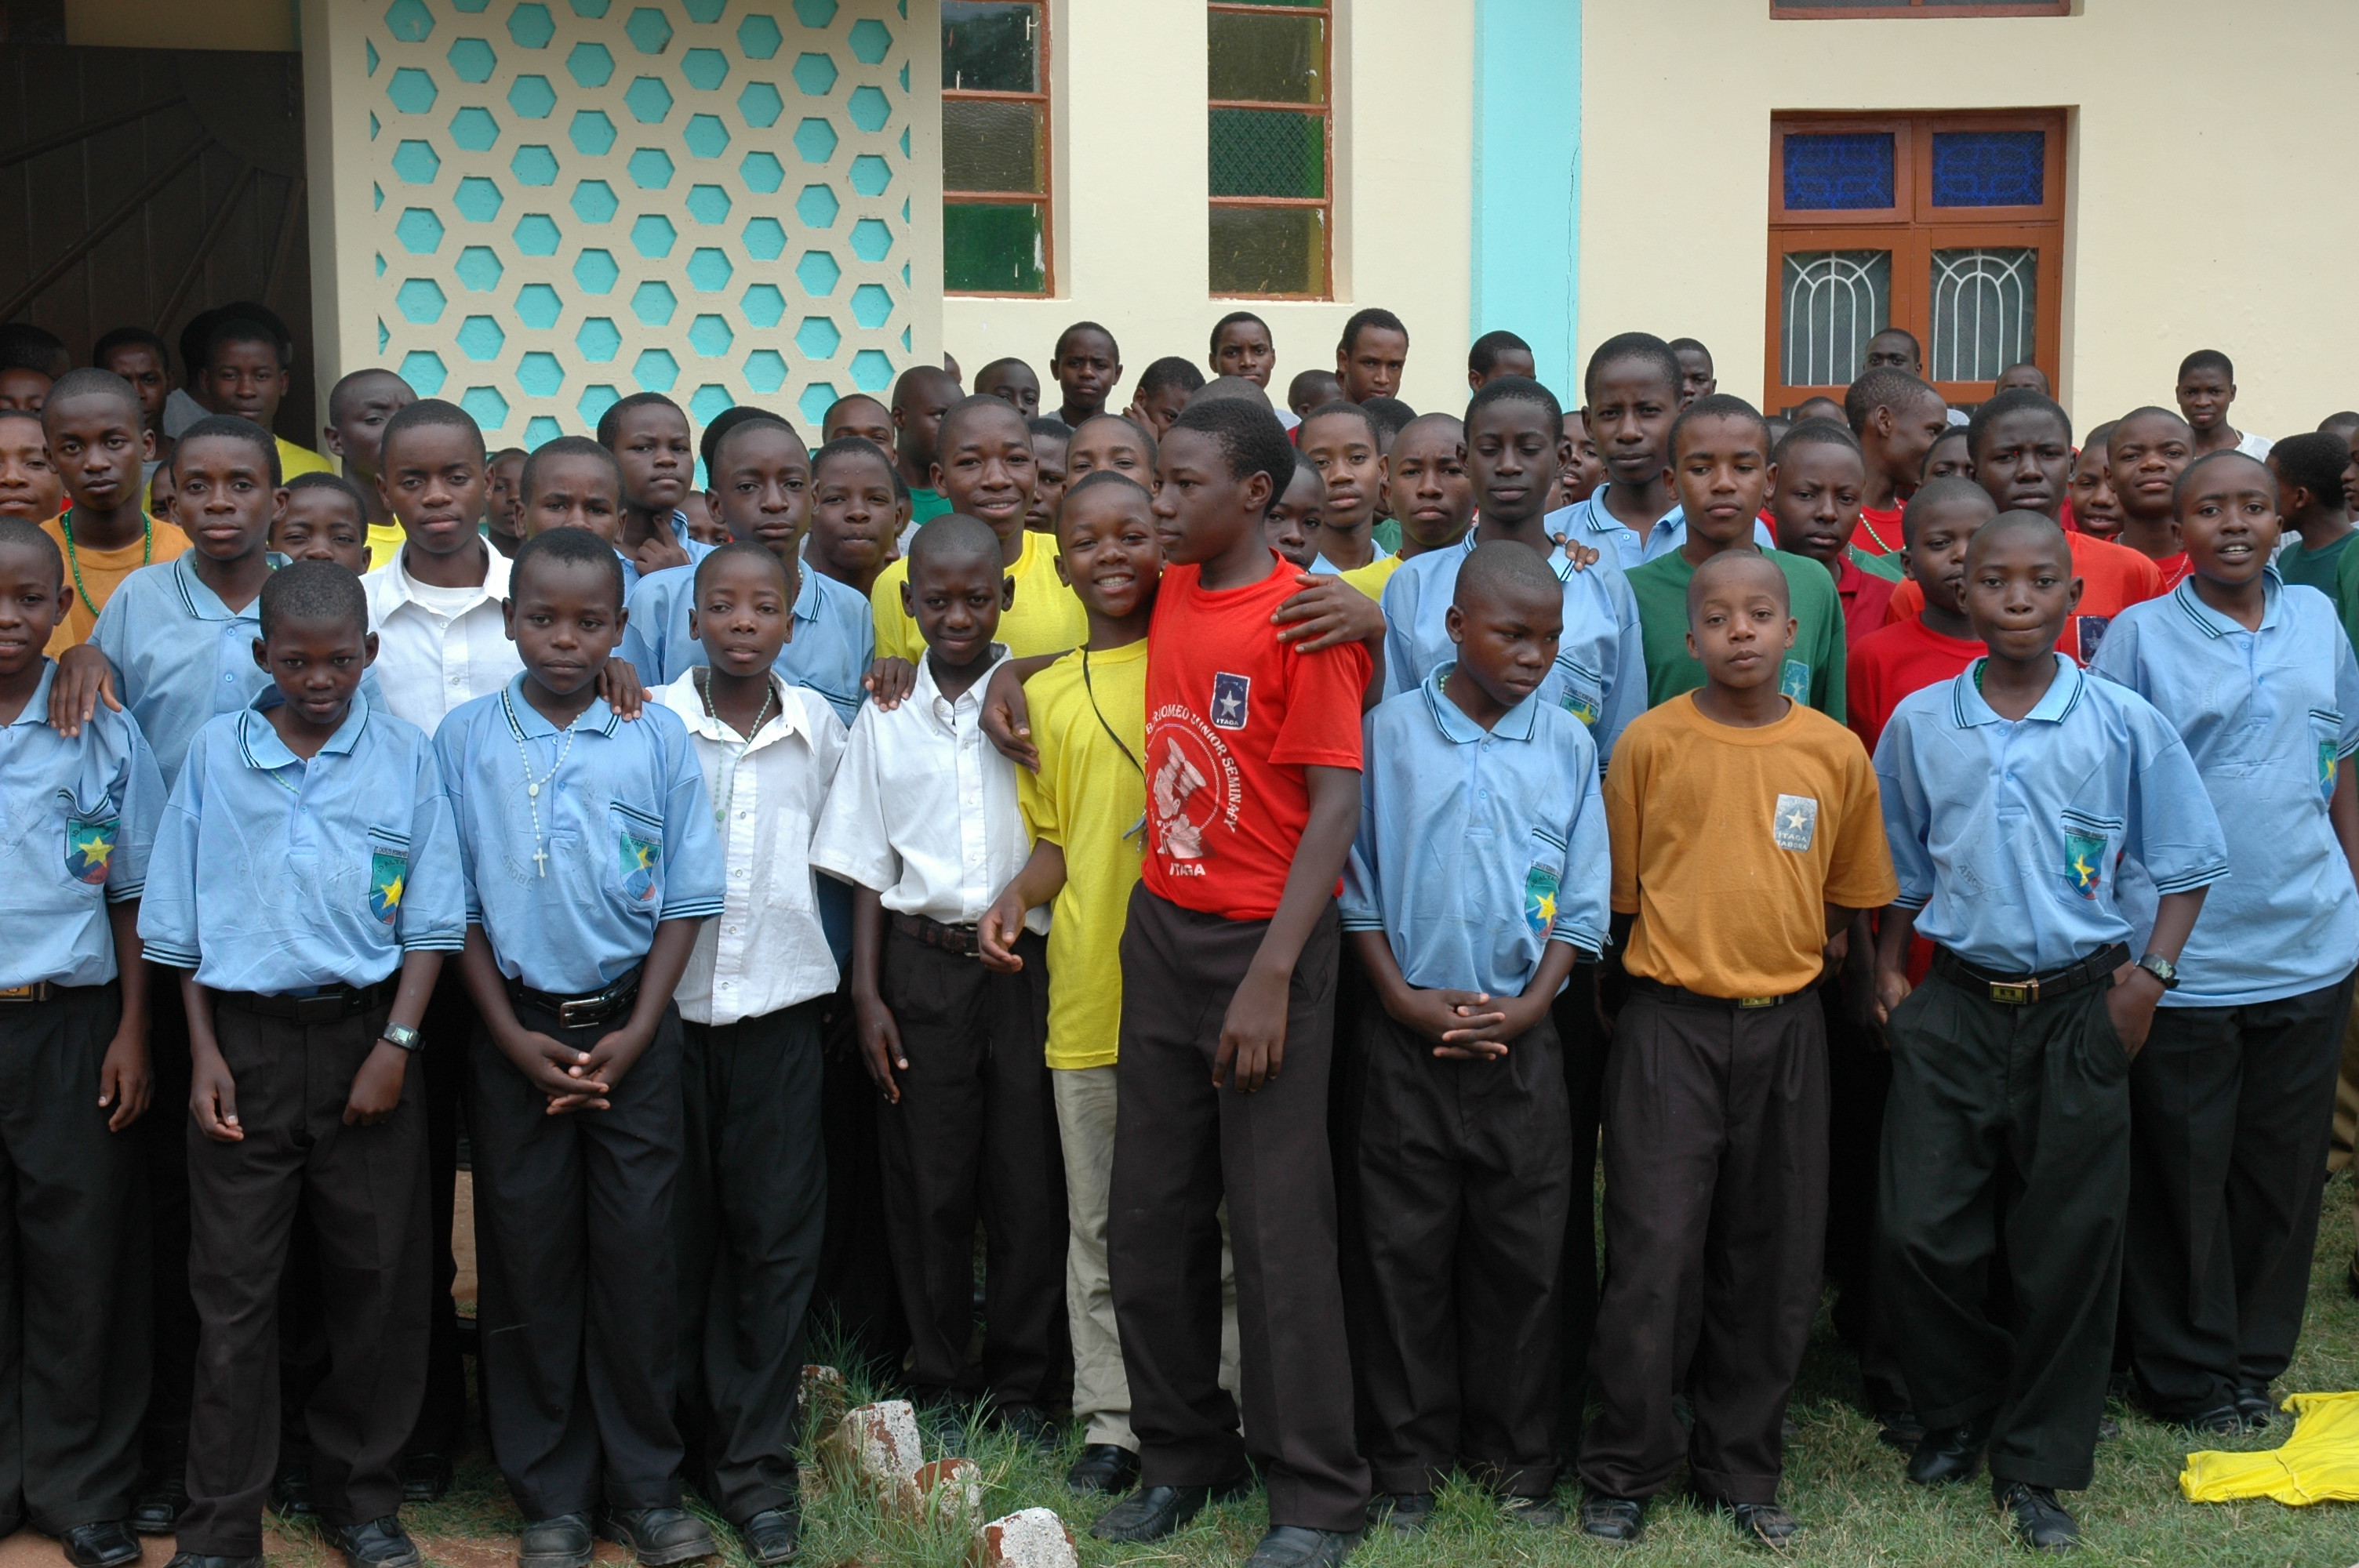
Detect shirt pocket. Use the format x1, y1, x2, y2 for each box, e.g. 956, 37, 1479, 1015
2056, 809, 2123, 905
609, 802, 666, 909
1552, 655, 1604, 730
61, 803, 122, 891
1779, 659, 1812, 706
365, 826, 411, 927
2310, 709, 2343, 804
1495, 826, 1565, 986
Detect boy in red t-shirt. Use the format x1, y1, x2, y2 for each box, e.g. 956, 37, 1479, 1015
2107, 407, 2197, 590
1096, 398, 1373, 1566
1848, 480, 1995, 756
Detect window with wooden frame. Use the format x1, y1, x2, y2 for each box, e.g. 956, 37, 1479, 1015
1771, 2, 2070, 18
1765, 111, 2065, 416
942, 2, 1051, 296
1208, 0, 1332, 299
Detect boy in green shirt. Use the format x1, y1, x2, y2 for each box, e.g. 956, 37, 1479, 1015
2269, 431, 2359, 646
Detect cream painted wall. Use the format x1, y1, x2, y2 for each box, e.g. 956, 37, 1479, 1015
942, 0, 1477, 419
1580, 0, 2359, 441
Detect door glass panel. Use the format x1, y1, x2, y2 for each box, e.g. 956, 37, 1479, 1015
1780, 249, 1892, 387
1209, 204, 1324, 295
940, 2, 1039, 93
1929, 130, 2045, 207
1930, 247, 2037, 382
945, 201, 1045, 293
1208, 11, 1325, 103
1783, 132, 1895, 211
943, 99, 1041, 193
1209, 107, 1325, 198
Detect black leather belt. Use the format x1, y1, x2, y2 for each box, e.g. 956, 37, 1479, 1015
507, 966, 643, 1029
1932, 943, 2128, 1007
1627, 976, 1798, 1011
890, 911, 981, 958
215, 978, 397, 1023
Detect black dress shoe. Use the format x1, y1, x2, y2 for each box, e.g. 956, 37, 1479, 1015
1242, 1525, 1359, 1568
518, 1514, 596, 1568
734, 1508, 799, 1566
2235, 1385, 2277, 1430
1875, 1407, 1926, 1450
1906, 1414, 1993, 1486
1092, 1474, 1252, 1543
1498, 1494, 1564, 1527
334, 1515, 422, 1568
401, 1450, 453, 1503
989, 1402, 1062, 1454
1063, 1444, 1139, 1495
1577, 1492, 1645, 1543
1994, 1479, 2079, 1553
130, 1473, 190, 1535
60, 1520, 142, 1568
271, 1458, 315, 1518
1720, 1501, 1801, 1547
163, 1555, 264, 1568
2181, 1404, 2245, 1436
600, 1508, 716, 1566
1365, 1491, 1434, 1535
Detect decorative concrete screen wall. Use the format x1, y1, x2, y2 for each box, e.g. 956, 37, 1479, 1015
309, 0, 940, 452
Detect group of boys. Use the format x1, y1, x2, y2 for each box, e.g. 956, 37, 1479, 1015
2, 296, 2354, 1568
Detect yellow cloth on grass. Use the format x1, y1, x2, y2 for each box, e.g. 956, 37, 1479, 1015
2180, 1392, 2359, 1504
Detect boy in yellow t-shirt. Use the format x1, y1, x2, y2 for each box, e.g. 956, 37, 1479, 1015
868, 396, 1086, 662
977, 470, 1165, 1498
1577, 551, 1896, 1549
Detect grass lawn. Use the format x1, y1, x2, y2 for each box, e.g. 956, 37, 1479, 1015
311, 1173, 2359, 1568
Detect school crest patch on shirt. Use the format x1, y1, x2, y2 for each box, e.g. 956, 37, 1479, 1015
1772, 794, 1817, 852
369, 851, 408, 924
64, 817, 118, 885
1561, 688, 1600, 727
1524, 864, 1561, 938
2063, 829, 2106, 900
2322, 740, 2339, 799
1210, 672, 1250, 731
2073, 615, 2111, 664
619, 826, 662, 903
1779, 659, 1811, 706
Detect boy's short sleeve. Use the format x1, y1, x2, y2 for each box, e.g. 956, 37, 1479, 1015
809, 704, 901, 895
867, 561, 921, 666
617, 574, 671, 687
1594, 580, 1649, 770
1822, 739, 1900, 911
1269, 641, 1372, 771
1603, 735, 1644, 916
1808, 572, 1848, 723
1338, 721, 1383, 932
1016, 691, 1064, 848
1379, 568, 1421, 702
2333, 616, 2359, 759
654, 712, 725, 922
136, 733, 207, 970
106, 717, 169, 903
1551, 748, 1612, 954
2123, 712, 2229, 898
396, 737, 469, 953
1873, 713, 1936, 910
432, 720, 484, 926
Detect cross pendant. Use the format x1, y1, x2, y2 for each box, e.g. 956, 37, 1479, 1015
533, 844, 548, 878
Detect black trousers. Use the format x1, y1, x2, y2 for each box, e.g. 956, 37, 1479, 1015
812, 979, 907, 1374
2123, 973, 2354, 1417
676, 1002, 827, 1523
1551, 967, 1606, 1439
1107, 889, 1370, 1534
139, 971, 195, 1479
1580, 988, 1826, 1506
1880, 969, 2128, 1492
408, 966, 475, 1458
1822, 985, 1908, 1415
179, 1000, 427, 1555
874, 926, 1063, 1408
0, 985, 150, 1532
1358, 1007, 1568, 1497
469, 998, 685, 1519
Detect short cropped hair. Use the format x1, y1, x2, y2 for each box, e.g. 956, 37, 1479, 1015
1466, 375, 1563, 436
1670, 393, 1770, 460
511, 517, 626, 607
0, 321, 68, 379
1772, 417, 1862, 466
1867, 326, 1921, 358
693, 537, 790, 593
1455, 537, 1560, 608
1844, 369, 1934, 434
1583, 332, 1682, 401
1965, 509, 2070, 569
1166, 397, 1294, 517
285, 470, 369, 517
258, 558, 367, 639
1053, 320, 1118, 360
92, 325, 169, 374
594, 390, 684, 447
198, 315, 285, 374
906, 512, 1001, 575
1209, 310, 1270, 358
1187, 376, 1271, 411
1469, 330, 1532, 377
811, 434, 896, 485
2175, 449, 2277, 513
2269, 432, 2346, 511
175, 414, 280, 485
42, 367, 141, 424
698, 404, 790, 472
1361, 397, 1416, 445
1968, 390, 2071, 458
326, 367, 415, 423
521, 435, 621, 500
937, 392, 1030, 453
0, 514, 63, 583
2177, 348, 2234, 383
1060, 468, 1152, 528
1339, 307, 1408, 354
1300, 399, 1381, 445
2106, 407, 2194, 454
707, 412, 799, 472
1027, 416, 1074, 441
1136, 356, 1208, 400
382, 397, 485, 465
1667, 336, 1712, 365
1685, 549, 1789, 623
1903, 476, 1997, 542
1072, 412, 1161, 470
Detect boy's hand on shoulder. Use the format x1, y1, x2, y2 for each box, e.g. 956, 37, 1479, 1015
1213, 964, 1293, 1091
976, 890, 1030, 973
980, 661, 1038, 770
342, 1040, 410, 1125
48, 644, 120, 739
852, 991, 907, 1103
97, 1028, 151, 1132
1273, 575, 1383, 654
598, 657, 647, 719
189, 1044, 242, 1143
863, 656, 917, 712
634, 535, 692, 575
1551, 535, 1601, 572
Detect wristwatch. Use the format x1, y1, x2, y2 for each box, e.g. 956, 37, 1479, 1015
379, 1022, 423, 1053
2133, 953, 2180, 991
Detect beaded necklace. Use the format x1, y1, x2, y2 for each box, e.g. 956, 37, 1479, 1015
58, 508, 153, 619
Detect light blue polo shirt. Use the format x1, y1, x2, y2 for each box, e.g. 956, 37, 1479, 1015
0, 662, 167, 989
1309, 540, 1392, 579
617, 558, 875, 724
140, 692, 465, 995
1342, 665, 1610, 999
1875, 652, 2228, 976
89, 552, 383, 787
2090, 573, 2359, 1007
1547, 483, 1776, 574
1379, 530, 1648, 768
435, 675, 724, 996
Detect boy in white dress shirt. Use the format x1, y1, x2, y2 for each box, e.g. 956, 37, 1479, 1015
812, 514, 1063, 1446
659, 543, 845, 1564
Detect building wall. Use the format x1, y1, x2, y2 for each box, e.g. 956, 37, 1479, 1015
940, 0, 1476, 419
1579, 0, 2359, 439
302, 0, 939, 450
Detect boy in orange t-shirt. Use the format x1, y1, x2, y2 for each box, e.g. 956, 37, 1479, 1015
38, 370, 184, 655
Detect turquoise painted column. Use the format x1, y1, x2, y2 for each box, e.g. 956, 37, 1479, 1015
1470, 0, 1580, 400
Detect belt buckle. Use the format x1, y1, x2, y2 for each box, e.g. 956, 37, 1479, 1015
0, 984, 35, 1002
294, 993, 346, 1025
1990, 979, 2034, 1006
558, 993, 604, 1029
1737, 996, 1776, 1009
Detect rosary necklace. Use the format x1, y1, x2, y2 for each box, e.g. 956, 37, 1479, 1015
501, 686, 579, 877
695, 668, 776, 826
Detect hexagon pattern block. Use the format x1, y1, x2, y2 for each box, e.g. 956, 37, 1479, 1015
366, 0, 915, 443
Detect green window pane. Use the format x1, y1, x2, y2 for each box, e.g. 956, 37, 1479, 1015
1209, 107, 1324, 199
1209, 204, 1324, 296
946, 201, 1046, 293
943, 97, 1041, 193
941, 2, 1038, 93
1208, 12, 1324, 104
